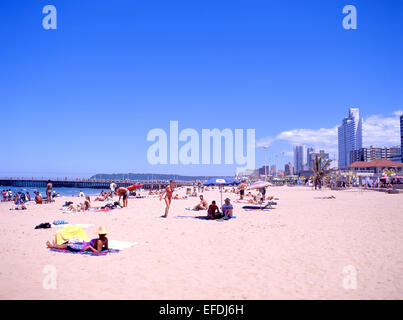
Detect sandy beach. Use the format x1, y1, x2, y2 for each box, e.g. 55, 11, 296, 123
0, 186, 402, 300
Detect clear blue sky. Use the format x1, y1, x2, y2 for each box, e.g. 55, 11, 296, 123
1, 0, 402, 178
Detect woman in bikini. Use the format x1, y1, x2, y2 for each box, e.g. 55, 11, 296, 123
46, 226, 109, 253
159, 180, 175, 218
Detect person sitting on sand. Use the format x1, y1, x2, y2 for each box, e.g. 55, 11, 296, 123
81, 196, 91, 211
207, 201, 223, 219
193, 195, 208, 211
34, 192, 42, 204
248, 195, 259, 204
46, 226, 109, 253
222, 198, 234, 219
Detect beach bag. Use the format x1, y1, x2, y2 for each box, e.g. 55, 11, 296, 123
35, 222, 52, 229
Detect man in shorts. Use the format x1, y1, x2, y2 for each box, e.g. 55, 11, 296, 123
238, 180, 246, 200
115, 186, 129, 207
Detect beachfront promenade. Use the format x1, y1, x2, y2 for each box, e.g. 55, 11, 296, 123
0, 177, 191, 190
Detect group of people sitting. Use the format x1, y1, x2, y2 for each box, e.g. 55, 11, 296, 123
94, 190, 114, 202
64, 196, 92, 212
191, 195, 234, 220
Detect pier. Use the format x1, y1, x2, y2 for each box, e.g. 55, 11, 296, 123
0, 177, 193, 190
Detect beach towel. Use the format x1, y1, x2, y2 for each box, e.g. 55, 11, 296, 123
54, 225, 89, 245
49, 248, 120, 256
175, 215, 237, 220
52, 223, 94, 229
53, 220, 68, 225
108, 240, 138, 250
243, 208, 271, 212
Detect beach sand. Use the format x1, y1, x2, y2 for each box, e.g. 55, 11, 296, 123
0, 186, 402, 300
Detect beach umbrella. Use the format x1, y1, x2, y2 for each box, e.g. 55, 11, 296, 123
247, 181, 272, 190
203, 177, 240, 206
203, 177, 240, 186
127, 184, 144, 191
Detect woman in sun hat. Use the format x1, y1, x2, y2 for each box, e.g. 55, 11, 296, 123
46, 226, 109, 253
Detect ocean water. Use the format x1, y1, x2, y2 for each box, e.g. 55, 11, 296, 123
0, 185, 105, 197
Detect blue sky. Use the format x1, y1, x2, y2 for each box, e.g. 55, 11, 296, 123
1, 0, 402, 178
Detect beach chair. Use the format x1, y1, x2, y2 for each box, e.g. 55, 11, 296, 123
242, 200, 277, 210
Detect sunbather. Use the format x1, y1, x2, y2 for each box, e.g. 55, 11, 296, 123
46, 226, 109, 253
314, 195, 336, 199
193, 195, 208, 210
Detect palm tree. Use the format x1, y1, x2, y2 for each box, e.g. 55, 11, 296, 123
311, 155, 332, 190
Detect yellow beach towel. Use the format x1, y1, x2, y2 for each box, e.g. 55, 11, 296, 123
54, 225, 89, 245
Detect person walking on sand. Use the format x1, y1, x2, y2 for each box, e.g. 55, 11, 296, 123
46, 180, 53, 204
160, 180, 175, 218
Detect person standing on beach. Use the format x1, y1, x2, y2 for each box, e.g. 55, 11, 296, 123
238, 180, 246, 200
160, 180, 175, 218
46, 180, 53, 204
115, 186, 129, 207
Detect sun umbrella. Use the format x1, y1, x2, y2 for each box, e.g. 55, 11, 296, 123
203, 177, 240, 206
248, 181, 272, 190
127, 184, 144, 191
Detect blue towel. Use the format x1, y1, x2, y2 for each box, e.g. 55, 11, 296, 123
53, 220, 68, 225
175, 215, 236, 220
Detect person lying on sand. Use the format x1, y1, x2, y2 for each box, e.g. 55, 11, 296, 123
193, 195, 208, 210
46, 226, 109, 253
314, 195, 336, 199
173, 194, 187, 200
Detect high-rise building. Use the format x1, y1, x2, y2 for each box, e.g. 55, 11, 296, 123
270, 164, 277, 177
306, 147, 315, 169
293, 145, 304, 174
350, 145, 401, 163
258, 165, 270, 176
338, 108, 363, 168
284, 162, 294, 176
307, 150, 329, 169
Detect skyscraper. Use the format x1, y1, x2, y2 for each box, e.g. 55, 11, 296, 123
284, 162, 294, 176
306, 147, 314, 169
270, 164, 277, 177
293, 145, 304, 174
338, 108, 363, 168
